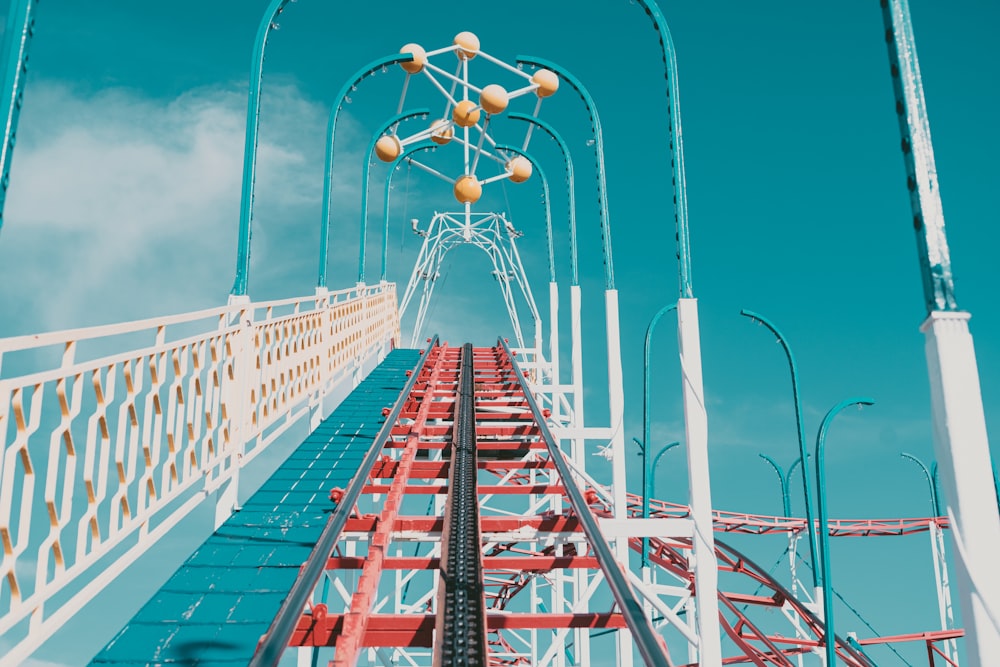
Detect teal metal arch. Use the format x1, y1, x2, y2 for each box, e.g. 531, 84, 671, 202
230, 0, 414, 297
317, 53, 414, 290
0, 0, 39, 235
758, 454, 805, 518
508, 112, 579, 286
380, 141, 438, 282
629, 0, 694, 298
639, 301, 676, 566
357, 108, 430, 284
815, 397, 875, 666
232, 0, 292, 297
741, 308, 821, 589
493, 143, 555, 283
517, 56, 614, 291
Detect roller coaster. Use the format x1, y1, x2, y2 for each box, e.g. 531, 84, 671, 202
0, 1, 998, 666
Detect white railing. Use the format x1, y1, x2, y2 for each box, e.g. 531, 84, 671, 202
0, 282, 400, 661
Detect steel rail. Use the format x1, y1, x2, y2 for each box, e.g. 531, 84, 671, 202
498, 338, 671, 667
249, 336, 438, 667
434, 343, 489, 666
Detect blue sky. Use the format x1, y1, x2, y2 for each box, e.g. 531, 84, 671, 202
0, 1, 998, 664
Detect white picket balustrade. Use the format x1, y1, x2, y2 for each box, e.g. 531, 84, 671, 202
0, 283, 400, 652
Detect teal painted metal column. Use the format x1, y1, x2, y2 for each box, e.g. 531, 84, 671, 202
357, 108, 429, 284
508, 112, 579, 286
517, 56, 614, 291
741, 309, 821, 590
232, 0, 292, 298
380, 142, 436, 281
0, 0, 39, 235
494, 143, 555, 283
317, 53, 414, 289
815, 397, 874, 666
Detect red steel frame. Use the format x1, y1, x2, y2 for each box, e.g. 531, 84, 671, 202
286, 342, 963, 666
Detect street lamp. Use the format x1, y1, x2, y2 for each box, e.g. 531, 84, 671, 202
900, 452, 941, 517
232, 0, 413, 298
508, 112, 578, 286
633, 438, 682, 505
741, 309, 821, 594
356, 108, 430, 284
317, 54, 415, 292
379, 142, 437, 281
900, 451, 957, 664
815, 396, 874, 666
757, 454, 805, 518
631, 438, 682, 569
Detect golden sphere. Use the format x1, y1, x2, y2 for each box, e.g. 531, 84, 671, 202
507, 156, 533, 183
399, 43, 427, 74
531, 69, 559, 98
452, 100, 481, 128
479, 84, 509, 115
453, 175, 482, 203
454, 31, 480, 60
430, 119, 454, 145
374, 135, 402, 162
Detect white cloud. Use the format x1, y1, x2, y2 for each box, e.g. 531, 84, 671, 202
0, 79, 365, 335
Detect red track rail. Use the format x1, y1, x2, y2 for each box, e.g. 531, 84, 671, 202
286, 343, 956, 666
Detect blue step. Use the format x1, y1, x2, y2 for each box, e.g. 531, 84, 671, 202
89, 349, 422, 666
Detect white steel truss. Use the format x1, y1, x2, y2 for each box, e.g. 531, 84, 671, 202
399, 211, 541, 351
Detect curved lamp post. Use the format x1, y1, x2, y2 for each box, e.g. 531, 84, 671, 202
317, 53, 416, 291
901, 452, 941, 517
507, 113, 577, 397
638, 302, 677, 566
493, 143, 555, 284
233, 0, 415, 297
508, 112, 578, 286
380, 141, 437, 281
508, 109, 584, 447
516, 56, 612, 290
815, 396, 874, 666
357, 108, 430, 284
758, 454, 805, 518
741, 309, 821, 592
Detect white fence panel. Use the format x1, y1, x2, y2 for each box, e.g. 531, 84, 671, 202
0, 283, 400, 657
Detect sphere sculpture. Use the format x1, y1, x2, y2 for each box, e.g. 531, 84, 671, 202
454, 31, 480, 60
454, 175, 482, 203
507, 156, 532, 183
531, 69, 559, 98
479, 84, 509, 115
430, 119, 454, 145
452, 100, 481, 128
399, 43, 427, 74
375, 135, 402, 162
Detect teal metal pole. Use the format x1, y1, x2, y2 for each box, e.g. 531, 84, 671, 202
0, 0, 39, 236
758, 454, 806, 518
508, 112, 579, 286
318, 53, 414, 289
494, 143, 555, 283
380, 142, 436, 282
901, 452, 941, 517
517, 56, 614, 291
357, 108, 429, 284
741, 309, 821, 589
232, 0, 292, 297
629, 0, 692, 297
815, 397, 875, 666
639, 302, 677, 566
650, 441, 681, 502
